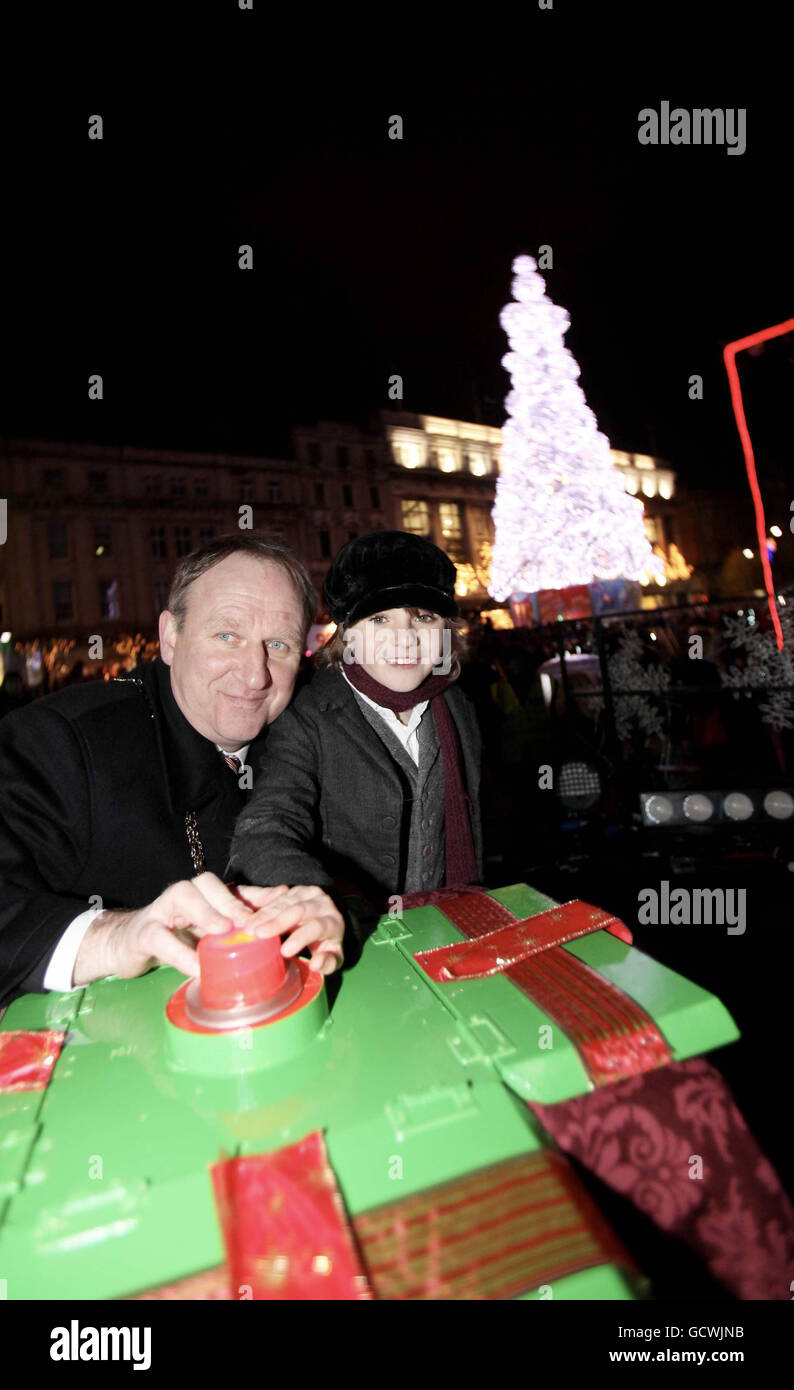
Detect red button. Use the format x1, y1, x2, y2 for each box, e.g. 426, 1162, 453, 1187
198, 931, 286, 1011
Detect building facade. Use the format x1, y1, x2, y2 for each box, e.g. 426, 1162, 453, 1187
1, 419, 710, 665
0, 439, 308, 643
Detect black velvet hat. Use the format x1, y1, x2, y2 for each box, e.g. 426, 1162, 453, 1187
322, 530, 460, 627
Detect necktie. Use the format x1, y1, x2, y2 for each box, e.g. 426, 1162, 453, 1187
220, 751, 241, 776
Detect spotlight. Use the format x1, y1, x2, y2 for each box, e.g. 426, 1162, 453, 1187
764, 790, 794, 820
557, 761, 601, 812
723, 792, 754, 821
645, 794, 674, 825
641, 787, 794, 829
742, 549, 754, 559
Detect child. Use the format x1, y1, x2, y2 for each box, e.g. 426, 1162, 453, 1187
227, 531, 482, 911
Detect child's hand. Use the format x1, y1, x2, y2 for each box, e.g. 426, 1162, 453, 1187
246, 885, 345, 976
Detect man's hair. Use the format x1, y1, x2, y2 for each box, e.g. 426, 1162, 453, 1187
166, 532, 317, 636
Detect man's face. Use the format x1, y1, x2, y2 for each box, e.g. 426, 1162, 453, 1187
159, 554, 305, 750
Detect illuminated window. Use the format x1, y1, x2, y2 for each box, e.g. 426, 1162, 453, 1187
437, 448, 459, 473
401, 500, 431, 535
467, 453, 490, 476
470, 508, 493, 547
394, 442, 423, 469
439, 503, 466, 562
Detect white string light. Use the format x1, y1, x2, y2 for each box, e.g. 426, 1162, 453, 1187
489, 256, 663, 600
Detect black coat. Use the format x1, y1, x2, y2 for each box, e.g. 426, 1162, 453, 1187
0, 658, 258, 1007
227, 667, 483, 902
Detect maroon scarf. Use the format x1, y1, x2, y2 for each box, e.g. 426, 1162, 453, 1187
343, 663, 479, 888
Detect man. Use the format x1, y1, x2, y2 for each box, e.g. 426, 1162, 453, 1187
0, 533, 345, 1010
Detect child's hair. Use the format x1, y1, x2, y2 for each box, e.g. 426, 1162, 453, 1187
316, 608, 465, 679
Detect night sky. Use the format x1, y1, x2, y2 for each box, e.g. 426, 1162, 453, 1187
3, 7, 792, 500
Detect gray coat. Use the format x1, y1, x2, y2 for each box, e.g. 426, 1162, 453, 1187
227, 667, 482, 902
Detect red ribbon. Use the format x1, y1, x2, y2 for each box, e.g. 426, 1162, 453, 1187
426, 893, 671, 1087
0, 1029, 66, 1093
415, 899, 632, 981
138, 1144, 639, 1301
211, 1131, 372, 1300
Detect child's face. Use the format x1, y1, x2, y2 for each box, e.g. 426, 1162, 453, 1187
346, 607, 448, 692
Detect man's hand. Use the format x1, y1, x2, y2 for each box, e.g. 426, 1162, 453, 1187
246, 885, 345, 976
72, 874, 288, 986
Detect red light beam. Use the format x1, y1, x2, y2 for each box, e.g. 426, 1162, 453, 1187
723, 317, 794, 651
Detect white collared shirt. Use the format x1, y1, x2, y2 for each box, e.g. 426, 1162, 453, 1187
343, 671, 428, 765
218, 743, 250, 767
42, 742, 252, 992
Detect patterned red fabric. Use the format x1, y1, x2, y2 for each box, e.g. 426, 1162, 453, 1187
211, 1131, 373, 1300
0, 1029, 66, 1092
414, 899, 633, 981
528, 1057, 794, 1301
430, 891, 671, 1085
401, 887, 794, 1300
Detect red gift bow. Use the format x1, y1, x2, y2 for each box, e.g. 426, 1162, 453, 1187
422, 892, 671, 1087
414, 899, 632, 982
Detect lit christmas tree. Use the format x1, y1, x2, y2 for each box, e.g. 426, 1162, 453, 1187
489, 255, 661, 602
